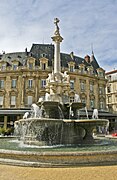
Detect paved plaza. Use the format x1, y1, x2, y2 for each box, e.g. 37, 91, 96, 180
0, 165, 117, 180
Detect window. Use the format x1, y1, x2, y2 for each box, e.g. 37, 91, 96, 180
116, 96, 117, 102
80, 67, 84, 74
11, 96, 16, 106
90, 99, 95, 109
27, 96, 32, 105
70, 80, 74, 89
11, 79, 16, 88
0, 96, 3, 106
29, 63, 33, 69
99, 86, 104, 94
0, 80, 4, 89
80, 81, 85, 92
90, 83, 94, 92
98, 71, 104, 77
100, 101, 104, 110
89, 69, 94, 75
107, 85, 111, 93
1, 64, 6, 71
81, 97, 86, 104
28, 79, 33, 88
108, 96, 111, 103
69, 65, 74, 72
41, 53, 46, 58
42, 63, 46, 70
41, 79, 46, 88
70, 96, 74, 103
13, 64, 18, 70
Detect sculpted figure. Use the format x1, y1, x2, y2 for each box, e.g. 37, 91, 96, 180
38, 97, 43, 103
74, 93, 81, 102
31, 103, 40, 118
63, 71, 70, 83
45, 92, 51, 101
46, 73, 54, 85
54, 18, 60, 35
50, 85, 55, 95
23, 112, 29, 119
92, 109, 98, 119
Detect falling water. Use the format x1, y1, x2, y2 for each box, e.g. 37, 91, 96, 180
85, 107, 89, 119
58, 106, 64, 119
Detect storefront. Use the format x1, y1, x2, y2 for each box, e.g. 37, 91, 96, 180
0, 109, 30, 129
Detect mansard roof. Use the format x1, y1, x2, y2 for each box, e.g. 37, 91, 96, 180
0, 52, 27, 64
90, 54, 100, 72
0, 43, 101, 73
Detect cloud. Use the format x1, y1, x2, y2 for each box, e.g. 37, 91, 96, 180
0, 0, 117, 71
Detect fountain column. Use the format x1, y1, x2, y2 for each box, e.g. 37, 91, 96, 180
51, 18, 63, 74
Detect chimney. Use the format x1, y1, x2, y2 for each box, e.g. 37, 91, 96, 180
70, 51, 74, 60
84, 55, 90, 63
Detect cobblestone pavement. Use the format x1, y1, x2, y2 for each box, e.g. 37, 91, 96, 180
0, 165, 117, 180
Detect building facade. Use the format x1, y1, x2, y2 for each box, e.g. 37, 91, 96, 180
106, 70, 117, 114
0, 44, 108, 129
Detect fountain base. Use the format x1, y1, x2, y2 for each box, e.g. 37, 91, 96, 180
15, 118, 108, 146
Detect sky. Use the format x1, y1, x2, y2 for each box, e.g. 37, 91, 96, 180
0, 0, 117, 72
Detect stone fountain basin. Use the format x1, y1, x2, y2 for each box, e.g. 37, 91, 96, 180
63, 119, 108, 125
15, 118, 109, 146
63, 119, 109, 141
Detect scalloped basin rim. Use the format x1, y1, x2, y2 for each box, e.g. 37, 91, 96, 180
15, 118, 109, 124
63, 119, 109, 123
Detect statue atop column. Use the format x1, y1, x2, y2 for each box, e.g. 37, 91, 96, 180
52, 18, 63, 43
54, 18, 60, 36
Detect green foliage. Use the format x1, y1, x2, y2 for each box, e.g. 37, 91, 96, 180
0, 127, 14, 136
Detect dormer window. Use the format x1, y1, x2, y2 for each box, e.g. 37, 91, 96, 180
79, 64, 85, 74
68, 62, 75, 72
41, 53, 47, 58
27, 57, 35, 69
97, 68, 105, 78
87, 66, 94, 75
29, 63, 33, 69
39, 57, 48, 70
13, 64, 18, 70
42, 63, 46, 70
99, 71, 104, 77
70, 65, 74, 72
81, 67, 84, 73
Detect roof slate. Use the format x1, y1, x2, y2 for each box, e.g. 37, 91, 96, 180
0, 44, 101, 73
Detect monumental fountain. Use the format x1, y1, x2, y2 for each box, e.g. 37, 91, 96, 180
0, 18, 117, 167
14, 18, 109, 146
